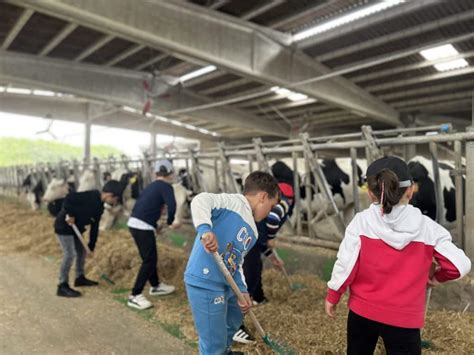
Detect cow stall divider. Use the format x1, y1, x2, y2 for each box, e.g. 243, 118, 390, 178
0, 124, 472, 257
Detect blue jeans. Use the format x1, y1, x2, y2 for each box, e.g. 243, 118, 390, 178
185, 283, 243, 355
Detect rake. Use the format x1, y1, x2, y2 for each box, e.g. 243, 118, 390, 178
71, 223, 115, 285
273, 250, 304, 291
213, 252, 295, 354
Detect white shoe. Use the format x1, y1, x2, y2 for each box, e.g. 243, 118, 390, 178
233, 325, 256, 345
127, 294, 153, 310
149, 283, 175, 296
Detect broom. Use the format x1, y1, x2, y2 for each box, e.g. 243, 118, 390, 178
70, 223, 115, 285
212, 251, 295, 354
272, 250, 304, 291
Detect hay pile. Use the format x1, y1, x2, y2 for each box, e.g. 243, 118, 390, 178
0, 198, 472, 354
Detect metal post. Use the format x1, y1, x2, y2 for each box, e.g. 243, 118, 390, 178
253, 138, 271, 173
214, 158, 220, 192
292, 151, 302, 235
454, 140, 464, 247
92, 157, 102, 188
361, 125, 383, 164
84, 105, 92, 167
429, 142, 445, 224
247, 154, 253, 173
304, 156, 314, 238
150, 127, 157, 159
350, 147, 361, 213
190, 151, 207, 192
464, 92, 474, 258
218, 142, 239, 193
300, 133, 345, 234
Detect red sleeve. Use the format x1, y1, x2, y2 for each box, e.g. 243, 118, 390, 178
433, 250, 461, 282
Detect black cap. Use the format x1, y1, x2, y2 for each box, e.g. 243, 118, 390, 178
102, 180, 123, 197
366, 156, 412, 187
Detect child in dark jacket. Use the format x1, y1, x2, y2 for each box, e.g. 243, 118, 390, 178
54, 180, 122, 297
127, 159, 180, 310
326, 156, 471, 355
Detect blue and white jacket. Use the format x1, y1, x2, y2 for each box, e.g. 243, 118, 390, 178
184, 193, 258, 293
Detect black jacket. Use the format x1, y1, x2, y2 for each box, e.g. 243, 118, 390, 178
54, 190, 104, 251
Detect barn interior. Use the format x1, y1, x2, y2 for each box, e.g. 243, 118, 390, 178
0, 1, 473, 354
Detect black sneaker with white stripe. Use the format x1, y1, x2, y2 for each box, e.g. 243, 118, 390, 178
232, 324, 256, 345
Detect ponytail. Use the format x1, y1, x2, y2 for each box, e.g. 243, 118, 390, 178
367, 169, 408, 214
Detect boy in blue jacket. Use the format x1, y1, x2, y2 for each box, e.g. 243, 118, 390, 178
184, 171, 280, 355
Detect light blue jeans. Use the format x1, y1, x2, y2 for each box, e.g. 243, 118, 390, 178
185, 283, 243, 355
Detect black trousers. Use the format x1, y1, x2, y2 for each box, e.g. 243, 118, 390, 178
242, 245, 265, 302
347, 310, 421, 355
130, 227, 159, 296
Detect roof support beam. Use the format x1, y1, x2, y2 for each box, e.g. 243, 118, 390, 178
16, 0, 400, 126
39, 23, 78, 56
209, 0, 229, 10
1, 8, 34, 50
241, 1, 284, 21
391, 92, 474, 109
352, 50, 474, 84
0, 94, 216, 141
268, 2, 328, 30
199, 78, 251, 95
379, 80, 474, 102
134, 53, 168, 71
298, 1, 434, 49
317, 9, 474, 62
74, 34, 114, 61
0, 51, 285, 137
105, 44, 145, 66
366, 67, 474, 93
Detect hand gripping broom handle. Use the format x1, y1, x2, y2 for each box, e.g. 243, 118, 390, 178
212, 251, 266, 338
71, 223, 93, 255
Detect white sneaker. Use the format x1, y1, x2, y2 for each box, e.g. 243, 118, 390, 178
149, 283, 175, 296
127, 294, 153, 310
233, 325, 256, 345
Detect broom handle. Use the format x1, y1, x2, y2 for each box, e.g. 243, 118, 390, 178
212, 251, 266, 338
70, 223, 93, 256
273, 250, 293, 290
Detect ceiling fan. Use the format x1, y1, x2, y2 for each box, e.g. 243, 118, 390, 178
36, 118, 57, 140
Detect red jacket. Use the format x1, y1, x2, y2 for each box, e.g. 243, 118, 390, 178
327, 204, 471, 328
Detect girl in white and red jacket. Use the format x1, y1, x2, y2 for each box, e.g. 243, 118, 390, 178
325, 156, 471, 355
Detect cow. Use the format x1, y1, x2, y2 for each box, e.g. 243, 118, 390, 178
408, 155, 461, 225
22, 174, 46, 210
42, 178, 71, 216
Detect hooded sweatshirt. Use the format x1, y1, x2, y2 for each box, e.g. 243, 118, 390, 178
327, 203, 471, 329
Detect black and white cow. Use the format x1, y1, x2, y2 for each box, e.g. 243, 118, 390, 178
408, 156, 462, 224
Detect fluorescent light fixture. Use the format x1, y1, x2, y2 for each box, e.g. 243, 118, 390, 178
180, 65, 216, 82
293, 0, 404, 42
433, 58, 469, 72
7, 87, 31, 95
287, 92, 308, 102
271, 86, 313, 102
0, 86, 5, 93
184, 124, 197, 130
211, 132, 220, 137
122, 106, 138, 113
154, 115, 169, 122
170, 120, 183, 127
198, 128, 210, 134
419, 44, 458, 61
33, 90, 55, 96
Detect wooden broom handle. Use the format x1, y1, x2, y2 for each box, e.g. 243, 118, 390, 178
212, 251, 266, 338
